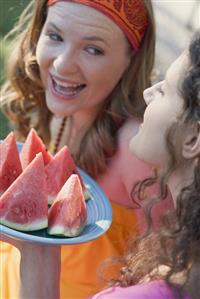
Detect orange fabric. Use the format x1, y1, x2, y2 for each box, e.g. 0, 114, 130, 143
47, 0, 149, 51
0, 202, 138, 299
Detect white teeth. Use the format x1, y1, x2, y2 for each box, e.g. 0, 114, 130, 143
52, 77, 85, 97
53, 79, 82, 89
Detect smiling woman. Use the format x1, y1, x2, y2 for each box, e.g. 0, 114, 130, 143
0, 1, 161, 299
36, 1, 130, 118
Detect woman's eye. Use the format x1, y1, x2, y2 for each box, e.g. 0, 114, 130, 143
85, 46, 104, 56
48, 32, 63, 42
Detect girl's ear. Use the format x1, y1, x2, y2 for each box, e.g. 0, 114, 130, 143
182, 121, 200, 159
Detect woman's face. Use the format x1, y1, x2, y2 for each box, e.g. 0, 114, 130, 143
36, 1, 130, 117
130, 53, 188, 168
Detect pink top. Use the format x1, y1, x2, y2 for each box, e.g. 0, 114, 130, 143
90, 280, 191, 299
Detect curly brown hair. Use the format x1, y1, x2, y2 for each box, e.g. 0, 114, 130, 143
100, 31, 200, 299
1, 0, 155, 178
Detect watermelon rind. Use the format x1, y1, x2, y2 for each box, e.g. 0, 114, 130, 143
47, 225, 84, 237
0, 218, 47, 231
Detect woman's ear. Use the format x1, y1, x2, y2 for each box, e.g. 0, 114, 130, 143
182, 121, 200, 159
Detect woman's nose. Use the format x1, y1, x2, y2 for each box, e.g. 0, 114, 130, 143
143, 86, 154, 106
53, 48, 78, 76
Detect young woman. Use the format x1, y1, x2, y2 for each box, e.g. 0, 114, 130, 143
0, 1, 172, 298
91, 30, 200, 299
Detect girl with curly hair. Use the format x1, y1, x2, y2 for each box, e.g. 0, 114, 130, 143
91, 30, 200, 299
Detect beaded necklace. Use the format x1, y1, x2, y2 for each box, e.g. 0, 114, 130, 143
52, 116, 67, 154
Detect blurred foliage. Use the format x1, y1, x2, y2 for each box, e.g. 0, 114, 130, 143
0, 0, 29, 84
0, 0, 29, 139
0, 38, 11, 139
0, 38, 10, 86
0, 0, 29, 35
0, 112, 12, 139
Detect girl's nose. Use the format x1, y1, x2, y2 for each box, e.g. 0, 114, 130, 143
143, 81, 164, 105
143, 86, 154, 106
53, 48, 78, 76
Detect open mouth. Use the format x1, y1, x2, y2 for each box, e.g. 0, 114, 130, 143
51, 76, 86, 97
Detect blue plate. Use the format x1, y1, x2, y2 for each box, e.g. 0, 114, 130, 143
0, 141, 112, 245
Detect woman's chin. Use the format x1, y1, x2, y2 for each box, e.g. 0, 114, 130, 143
130, 139, 152, 165
46, 101, 69, 118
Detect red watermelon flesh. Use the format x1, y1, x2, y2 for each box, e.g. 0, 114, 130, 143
20, 128, 52, 169
45, 146, 76, 205
0, 132, 22, 193
48, 174, 87, 237
0, 153, 48, 231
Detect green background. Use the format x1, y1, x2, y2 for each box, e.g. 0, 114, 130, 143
0, 0, 29, 139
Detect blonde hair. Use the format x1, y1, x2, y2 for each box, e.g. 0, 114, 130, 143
1, 0, 155, 177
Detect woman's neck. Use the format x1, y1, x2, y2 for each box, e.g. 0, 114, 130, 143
71, 111, 96, 135
65, 107, 101, 153
52, 104, 102, 153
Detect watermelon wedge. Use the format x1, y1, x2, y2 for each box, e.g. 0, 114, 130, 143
45, 146, 77, 205
0, 153, 48, 231
20, 128, 52, 169
74, 169, 91, 201
48, 174, 87, 237
0, 132, 22, 193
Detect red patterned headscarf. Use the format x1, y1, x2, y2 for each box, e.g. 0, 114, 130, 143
47, 0, 149, 51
